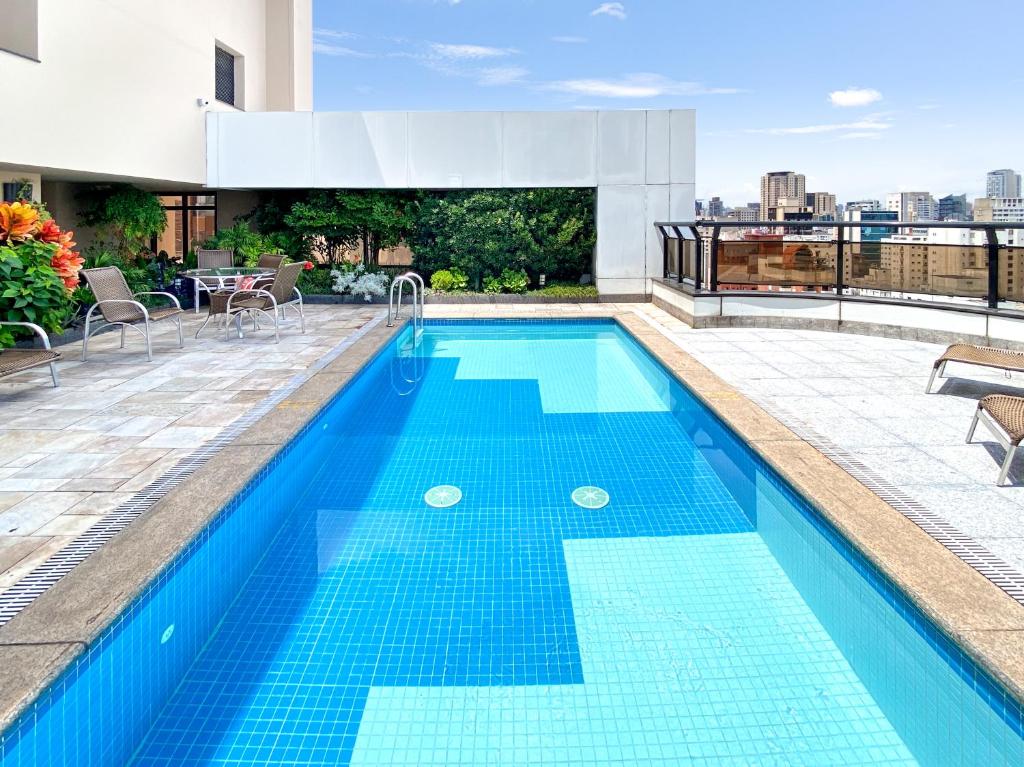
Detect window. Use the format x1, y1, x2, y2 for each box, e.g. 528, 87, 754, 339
152, 194, 217, 262
215, 46, 237, 106
0, 0, 39, 61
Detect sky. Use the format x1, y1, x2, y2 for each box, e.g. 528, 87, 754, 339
312, 0, 1024, 206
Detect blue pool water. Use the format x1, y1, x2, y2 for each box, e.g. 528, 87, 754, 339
1, 319, 1022, 766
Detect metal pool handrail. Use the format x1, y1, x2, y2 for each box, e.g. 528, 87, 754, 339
387, 272, 423, 335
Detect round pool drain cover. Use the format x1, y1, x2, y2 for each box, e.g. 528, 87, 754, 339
571, 486, 609, 509
425, 485, 462, 508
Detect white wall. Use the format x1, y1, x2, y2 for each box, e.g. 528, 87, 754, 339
0, 0, 311, 186
207, 109, 697, 295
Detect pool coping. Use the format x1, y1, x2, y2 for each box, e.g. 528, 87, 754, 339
0, 307, 1022, 737
0, 319, 410, 733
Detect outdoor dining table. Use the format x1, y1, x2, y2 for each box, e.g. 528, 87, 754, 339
182, 267, 274, 314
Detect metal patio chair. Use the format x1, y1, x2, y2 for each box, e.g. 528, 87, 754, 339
81, 267, 184, 362
224, 261, 305, 343
0, 322, 61, 388
967, 394, 1024, 485
192, 249, 235, 312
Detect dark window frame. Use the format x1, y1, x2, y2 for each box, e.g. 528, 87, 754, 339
215, 46, 237, 106
152, 192, 218, 261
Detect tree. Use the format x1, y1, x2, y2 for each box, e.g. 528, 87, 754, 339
282, 190, 415, 266
75, 184, 166, 261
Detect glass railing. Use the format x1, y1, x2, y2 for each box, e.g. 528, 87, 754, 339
657, 220, 1024, 311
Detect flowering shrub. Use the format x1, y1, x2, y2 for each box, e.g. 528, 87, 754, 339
0, 201, 83, 346
330, 263, 390, 302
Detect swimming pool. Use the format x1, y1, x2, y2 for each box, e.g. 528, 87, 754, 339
1, 318, 1022, 765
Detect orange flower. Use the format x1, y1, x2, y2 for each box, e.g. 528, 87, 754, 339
0, 201, 40, 242
51, 245, 84, 291
37, 218, 62, 244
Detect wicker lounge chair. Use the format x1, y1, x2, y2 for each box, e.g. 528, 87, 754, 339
81, 267, 184, 362
926, 343, 1024, 393
192, 249, 234, 313
224, 261, 305, 342
967, 394, 1024, 485
0, 322, 60, 388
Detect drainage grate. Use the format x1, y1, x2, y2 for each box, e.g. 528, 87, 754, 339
634, 309, 1024, 608
0, 312, 387, 627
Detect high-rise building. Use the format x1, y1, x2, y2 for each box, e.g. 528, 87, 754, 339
986, 169, 1022, 198
736, 203, 760, 222
846, 200, 881, 212
806, 192, 837, 220
886, 192, 938, 222
938, 194, 970, 221
707, 196, 725, 217
761, 171, 806, 220
973, 197, 1024, 223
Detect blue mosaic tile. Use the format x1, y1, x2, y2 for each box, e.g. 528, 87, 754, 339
1, 320, 1022, 767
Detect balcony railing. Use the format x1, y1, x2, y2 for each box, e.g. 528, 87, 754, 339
655, 220, 1024, 311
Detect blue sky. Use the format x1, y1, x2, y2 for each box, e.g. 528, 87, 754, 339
313, 0, 1023, 205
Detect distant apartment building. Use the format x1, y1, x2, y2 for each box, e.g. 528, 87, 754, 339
986, 169, 1022, 198
846, 200, 882, 212
974, 197, 1024, 223
760, 171, 806, 220
736, 203, 760, 223
938, 194, 970, 221
805, 192, 837, 220
885, 192, 938, 222
707, 196, 725, 218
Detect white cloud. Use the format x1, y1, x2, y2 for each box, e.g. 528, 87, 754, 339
552, 35, 588, 44
545, 73, 739, 99
313, 42, 373, 57
478, 66, 528, 86
835, 131, 884, 140
314, 28, 355, 39
430, 43, 517, 59
828, 87, 882, 107
591, 3, 627, 20
747, 117, 892, 135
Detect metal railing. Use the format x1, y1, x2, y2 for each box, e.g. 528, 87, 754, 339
655, 220, 1023, 311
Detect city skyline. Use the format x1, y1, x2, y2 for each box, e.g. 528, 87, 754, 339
311, 0, 1023, 202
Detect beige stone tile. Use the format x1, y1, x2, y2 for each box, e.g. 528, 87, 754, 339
89, 449, 170, 480
12, 453, 115, 480
116, 450, 191, 492
0, 492, 91, 536
0, 536, 48, 573
57, 477, 128, 492
0, 536, 73, 590
1, 453, 47, 470
33, 514, 104, 537
68, 492, 135, 516
106, 416, 180, 437
137, 426, 222, 449
0, 492, 31, 514
0, 478, 66, 493
177, 404, 250, 428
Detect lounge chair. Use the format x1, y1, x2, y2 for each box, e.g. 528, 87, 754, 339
967, 394, 1024, 485
224, 261, 305, 342
926, 343, 1024, 393
81, 267, 184, 362
0, 322, 60, 388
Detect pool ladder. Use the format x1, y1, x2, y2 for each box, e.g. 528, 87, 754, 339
388, 272, 425, 395
388, 271, 423, 338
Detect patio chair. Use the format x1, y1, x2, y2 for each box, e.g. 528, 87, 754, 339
927, 343, 1024, 393
0, 322, 60, 388
257, 253, 285, 270
967, 394, 1024, 485
192, 249, 235, 312
81, 267, 184, 362
225, 261, 305, 343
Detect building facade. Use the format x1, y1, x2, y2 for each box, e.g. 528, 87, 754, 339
986, 169, 1021, 198
760, 171, 805, 221
805, 192, 837, 220
938, 194, 970, 221
0, 0, 313, 256
974, 197, 1024, 223
885, 191, 938, 222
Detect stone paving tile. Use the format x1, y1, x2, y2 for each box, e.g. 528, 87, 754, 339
0, 304, 384, 590
636, 311, 1024, 585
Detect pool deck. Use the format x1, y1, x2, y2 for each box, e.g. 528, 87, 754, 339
0, 301, 1023, 729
